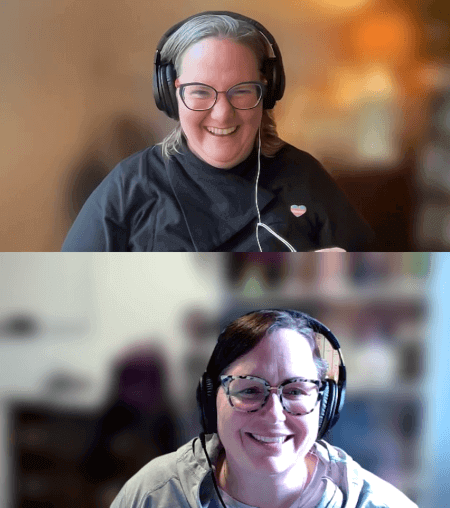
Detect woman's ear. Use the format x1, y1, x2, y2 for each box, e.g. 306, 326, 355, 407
174, 79, 181, 99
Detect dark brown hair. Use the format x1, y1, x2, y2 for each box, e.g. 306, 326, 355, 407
206, 309, 329, 389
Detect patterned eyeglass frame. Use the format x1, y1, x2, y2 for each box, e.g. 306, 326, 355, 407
220, 375, 325, 416
177, 81, 267, 111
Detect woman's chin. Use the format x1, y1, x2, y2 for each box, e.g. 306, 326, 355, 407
188, 139, 251, 169
199, 151, 243, 169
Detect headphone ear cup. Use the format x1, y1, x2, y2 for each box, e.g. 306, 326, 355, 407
196, 372, 217, 435
262, 58, 277, 110
154, 62, 178, 120
153, 61, 165, 113
318, 380, 338, 440
318, 382, 329, 436
164, 62, 179, 120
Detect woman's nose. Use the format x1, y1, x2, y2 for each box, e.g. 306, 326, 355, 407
210, 92, 235, 118
261, 391, 287, 421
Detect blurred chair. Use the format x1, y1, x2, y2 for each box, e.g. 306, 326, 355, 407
63, 113, 155, 223
78, 343, 180, 506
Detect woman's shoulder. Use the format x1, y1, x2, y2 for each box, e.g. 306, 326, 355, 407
267, 142, 334, 184
93, 145, 168, 205
121, 447, 179, 490
274, 142, 323, 165
356, 467, 418, 508
269, 141, 324, 167
110, 441, 189, 507
315, 441, 417, 508
110, 145, 165, 179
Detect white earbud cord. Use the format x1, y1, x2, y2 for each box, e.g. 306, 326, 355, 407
255, 126, 297, 252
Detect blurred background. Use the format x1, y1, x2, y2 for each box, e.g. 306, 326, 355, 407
0, 252, 448, 507
1, 0, 450, 251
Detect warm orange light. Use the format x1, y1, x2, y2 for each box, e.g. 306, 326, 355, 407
317, 0, 372, 10
353, 13, 415, 62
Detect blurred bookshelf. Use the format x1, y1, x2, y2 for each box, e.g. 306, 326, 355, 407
9, 403, 99, 508
8, 391, 180, 508
415, 88, 450, 250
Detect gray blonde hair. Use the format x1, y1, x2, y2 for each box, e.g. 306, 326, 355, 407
156, 14, 287, 160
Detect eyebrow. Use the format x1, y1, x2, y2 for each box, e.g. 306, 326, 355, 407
178, 80, 261, 88
244, 374, 318, 384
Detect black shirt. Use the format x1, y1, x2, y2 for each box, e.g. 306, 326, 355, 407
61, 140, 375, 251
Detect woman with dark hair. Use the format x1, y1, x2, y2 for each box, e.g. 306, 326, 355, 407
110, 309, 417, 508
62, 12, 375, 252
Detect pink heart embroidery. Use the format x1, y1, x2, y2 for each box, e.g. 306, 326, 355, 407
290, 205, 306, 217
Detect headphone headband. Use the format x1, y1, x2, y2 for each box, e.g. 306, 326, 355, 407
197, 309, 346, 440
153, 11, 285, 119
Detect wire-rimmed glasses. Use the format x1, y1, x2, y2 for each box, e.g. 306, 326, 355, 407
220, 375, 324, 416
177, 81, 266, 111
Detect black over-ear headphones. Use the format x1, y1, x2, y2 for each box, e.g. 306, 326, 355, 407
196, 310, 346, 441
153, 11, 286, 120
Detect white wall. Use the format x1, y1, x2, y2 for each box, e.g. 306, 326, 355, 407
0, 253, 94, 396
0, 252, 222, 508
88, 253, 222, 403
0, 253, 221, 399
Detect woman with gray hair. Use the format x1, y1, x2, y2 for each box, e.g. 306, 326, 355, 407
62, 11, 375, 252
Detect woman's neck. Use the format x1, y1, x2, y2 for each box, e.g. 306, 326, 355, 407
216, 450, 317, 508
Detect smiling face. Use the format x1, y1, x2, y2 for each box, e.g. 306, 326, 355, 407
216, 328, 321, 478
174, 37, 264, 169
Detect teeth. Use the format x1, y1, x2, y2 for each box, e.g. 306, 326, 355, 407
251, 434, 288, 444
206, 126, 238, 136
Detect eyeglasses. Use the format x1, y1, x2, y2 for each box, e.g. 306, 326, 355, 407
220, 375, 324, 416
177, 81, 266, 111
